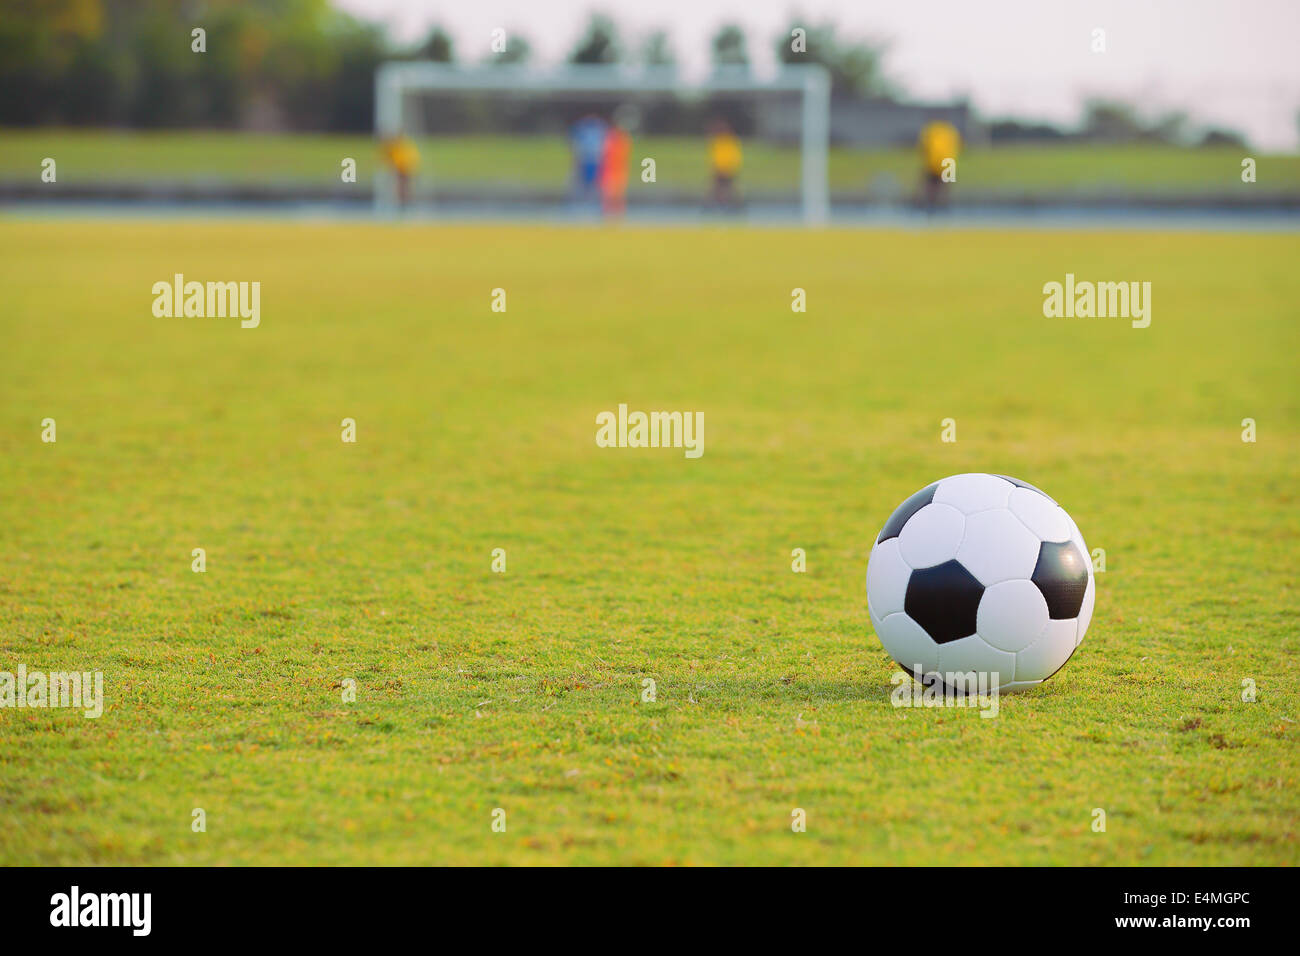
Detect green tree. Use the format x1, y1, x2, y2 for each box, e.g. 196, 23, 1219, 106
640, 29, 675, 68
419, 25, 454, 63
568, 13, 620, 64
486, 31, 531, 65
711, 24, 748, 70
774, 21, 894, 98
57, 35, 120, 123
323, 15, 386, 130
1080, 100, 1145, 142
126, 10, 200, 127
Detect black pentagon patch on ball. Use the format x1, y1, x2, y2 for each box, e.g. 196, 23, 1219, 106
993, 474, 1056, 505
1032, 540, 1089, 619
877, 483, 938, 543
904, 559, 983, 644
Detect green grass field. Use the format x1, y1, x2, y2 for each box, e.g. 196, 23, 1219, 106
1, 219, 1297, 865
5, 129, 1299, 194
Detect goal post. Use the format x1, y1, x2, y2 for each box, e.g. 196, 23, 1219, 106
374, 62, 831, 223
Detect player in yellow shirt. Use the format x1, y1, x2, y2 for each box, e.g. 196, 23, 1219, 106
707, 120, 743, 208
917, 120, 961, 212
380, 134, 420, 208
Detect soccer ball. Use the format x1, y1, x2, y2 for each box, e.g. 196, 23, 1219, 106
865, 473, 1094, 692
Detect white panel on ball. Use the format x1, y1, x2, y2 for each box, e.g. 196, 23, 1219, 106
976, 579, 1049, 652
1008, 487, 1071, 542
1066, 514, 1090, 570
876, 612, 940, 674
1075, 574, 1096, 646
933, 473, 1014, 514
1015, 618, 1077, 682
897, 503, 965, 569
955, 509, 1042, 586
865, 538, 911, 619
937, 635, 1016, 690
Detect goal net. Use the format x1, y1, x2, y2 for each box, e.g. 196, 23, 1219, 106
374, 63, 831, 223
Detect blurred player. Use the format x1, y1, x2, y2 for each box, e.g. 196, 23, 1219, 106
570, 114, 609, 208
599, 107, 634, 218
707, 119, 743, 208
380, 133, 419, 208
917, 119, 961, 212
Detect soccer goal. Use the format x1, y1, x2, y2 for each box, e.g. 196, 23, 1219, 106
373, 62, 831, 223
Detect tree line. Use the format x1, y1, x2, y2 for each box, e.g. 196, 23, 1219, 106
4, 2, 1245, 144
0, 0, 893, 131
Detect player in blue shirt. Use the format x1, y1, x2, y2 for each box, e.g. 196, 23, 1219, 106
570, 114, 609, 208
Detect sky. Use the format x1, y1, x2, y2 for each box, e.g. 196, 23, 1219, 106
336, 0, 1300, 150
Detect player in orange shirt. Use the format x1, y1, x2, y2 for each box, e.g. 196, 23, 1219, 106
599, 114, 633, 218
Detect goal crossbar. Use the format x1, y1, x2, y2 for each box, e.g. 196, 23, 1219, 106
374, 63, 831, 223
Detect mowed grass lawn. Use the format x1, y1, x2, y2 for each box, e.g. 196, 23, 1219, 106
5, 129, 1299, 194
0, 219, 1296, 865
